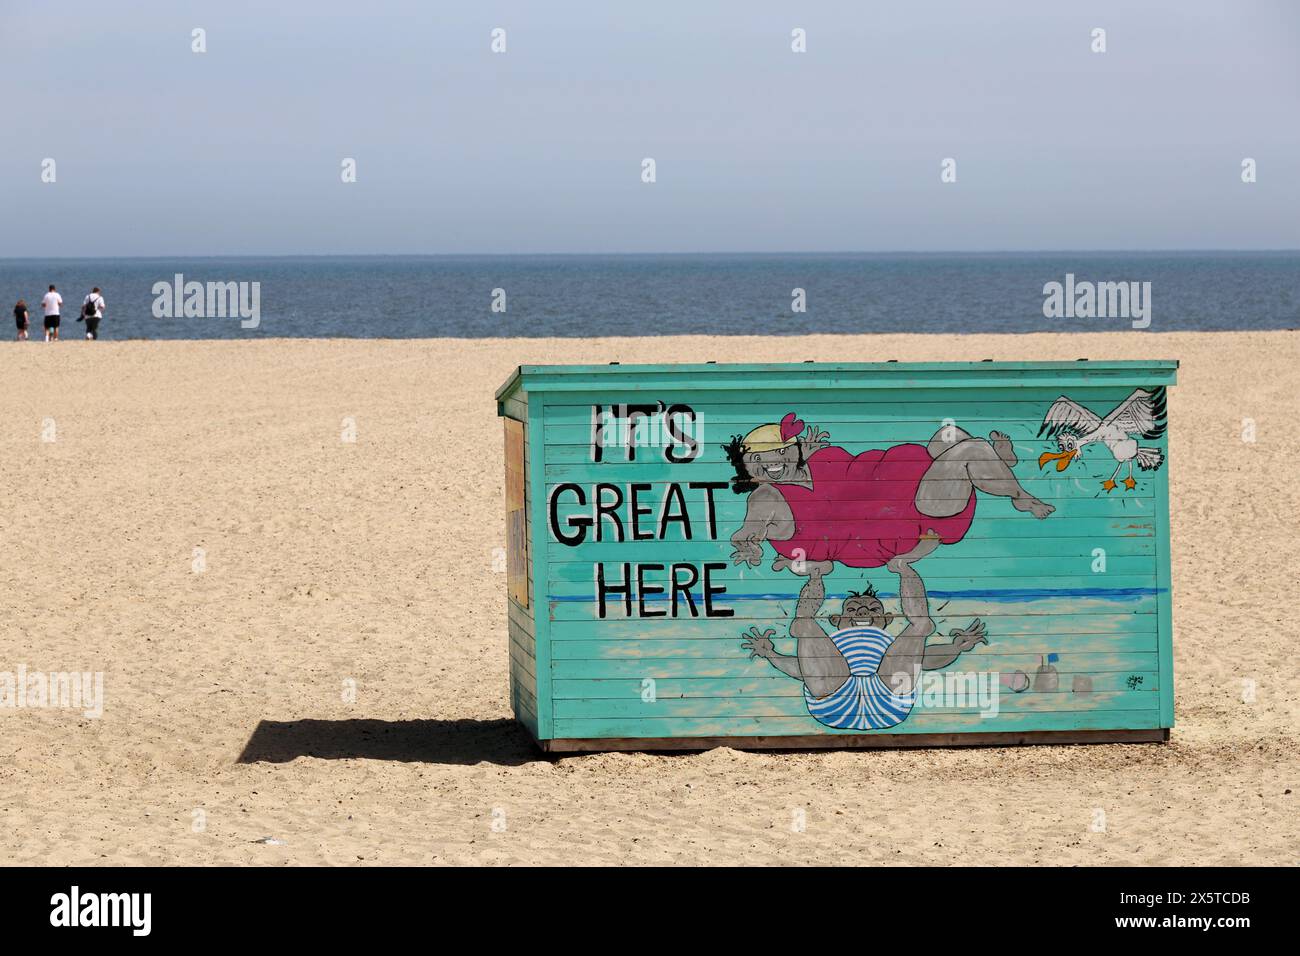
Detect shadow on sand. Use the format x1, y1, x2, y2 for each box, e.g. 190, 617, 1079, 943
237, 717, 540, 767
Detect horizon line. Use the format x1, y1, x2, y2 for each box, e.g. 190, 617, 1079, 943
3, 248, 1299, 262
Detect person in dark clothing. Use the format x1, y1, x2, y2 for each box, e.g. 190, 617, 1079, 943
81, 287, 105, 340
13, 299, 30, 340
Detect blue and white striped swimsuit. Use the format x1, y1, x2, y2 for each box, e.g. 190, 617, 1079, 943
804, 626, 916, 731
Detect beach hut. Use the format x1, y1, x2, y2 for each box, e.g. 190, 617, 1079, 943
496, 361, 1177, 752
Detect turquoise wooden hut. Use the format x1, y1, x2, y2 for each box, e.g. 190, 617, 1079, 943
496, 360, 1177, 751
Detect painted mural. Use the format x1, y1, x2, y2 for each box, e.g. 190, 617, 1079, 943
541, 383, 1170, 738
1037, 388, 1167, 491
728, 389, 1165, 731
726, 416, 1049, 729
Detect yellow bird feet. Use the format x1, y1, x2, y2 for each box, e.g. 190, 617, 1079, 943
1122, 476, 1137, 490
1101, 479, 1117, 492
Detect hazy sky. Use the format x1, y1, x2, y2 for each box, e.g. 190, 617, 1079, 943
3, 0, 1298, 255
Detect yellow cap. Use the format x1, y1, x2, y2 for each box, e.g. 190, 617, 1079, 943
741, 423, 797, 454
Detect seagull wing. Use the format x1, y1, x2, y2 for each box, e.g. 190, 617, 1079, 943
1038, 396, 1102, 438
1103, 387, 1167, 439
1134, 447, 1165, 471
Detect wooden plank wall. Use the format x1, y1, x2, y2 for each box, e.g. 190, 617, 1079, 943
537, 384, 1172, 741
502, 405, 539, 737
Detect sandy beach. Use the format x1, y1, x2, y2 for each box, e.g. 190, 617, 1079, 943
0, 330, 1295, 866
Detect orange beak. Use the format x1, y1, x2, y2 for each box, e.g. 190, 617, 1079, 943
1038, 449, 1077, 471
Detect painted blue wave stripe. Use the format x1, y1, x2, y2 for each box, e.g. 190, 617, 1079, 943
548, 586, 1165, 603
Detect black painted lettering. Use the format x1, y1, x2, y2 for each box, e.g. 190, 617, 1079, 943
702, 562, 733, 617
671, 563, 700, 617
596, 562, 633, 618
628, 482, 654, 540
621, 403, 662, 462
689, 481, 727, 539
549, 483, 590, 547
590, 405, 606, 463
637, 563, 666, 617
658, 483, 691, 539
594, 483, 624, 542
664, 404, 699, 463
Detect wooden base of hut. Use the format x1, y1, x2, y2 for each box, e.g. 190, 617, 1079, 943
537, 728, 1169, 753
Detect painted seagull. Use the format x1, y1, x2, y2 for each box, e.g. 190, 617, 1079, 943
1036, 387, 1167, 492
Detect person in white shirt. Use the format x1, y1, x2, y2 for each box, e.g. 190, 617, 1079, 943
41, 285, 63, 341
81, 287, 105, 340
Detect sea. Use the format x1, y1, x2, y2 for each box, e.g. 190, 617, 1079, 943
1, 252, 1296, 339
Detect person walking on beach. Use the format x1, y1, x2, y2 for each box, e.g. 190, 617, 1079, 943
40, 285, 63, 341
81, 287, 105, 340
13, 299, 30, 340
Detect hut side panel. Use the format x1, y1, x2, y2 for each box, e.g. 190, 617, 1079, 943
503, 410, 539, 737
540, 383, 1171, 741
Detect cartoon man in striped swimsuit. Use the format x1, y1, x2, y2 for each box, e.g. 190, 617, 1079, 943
740, 554, 988, 730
